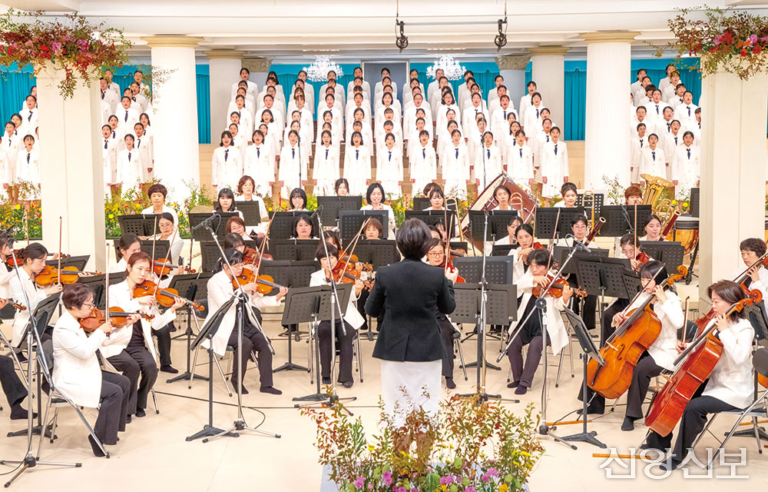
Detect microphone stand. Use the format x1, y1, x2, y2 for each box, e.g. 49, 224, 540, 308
0, 250, 80, 487
201, 218, 280, 443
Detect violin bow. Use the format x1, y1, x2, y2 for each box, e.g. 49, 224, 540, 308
105, 240, 111, 332
253, 212, 275, 279
546, 208, 561, 271
150, 215, 158, 273
633, 204, 637, 258
153, 227, 178, 297
57, 216, 63, 286
340, 218, 369, 281
443, 193, 450, 274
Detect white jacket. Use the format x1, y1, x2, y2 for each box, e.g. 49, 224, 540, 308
508, 270, 569, 355
309, 270, 365, 329
10, 268, 50, 347
622, 291, 684, 370
702, 317, 755, 409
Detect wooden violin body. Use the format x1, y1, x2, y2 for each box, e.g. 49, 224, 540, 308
35, 265, 100, 287
232, 271, 287, 295
77, 307, 154, 332
332, 262, 373, 290
133, 280, 205, 311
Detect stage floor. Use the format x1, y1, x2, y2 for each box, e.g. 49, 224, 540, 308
1, 298, 767, 491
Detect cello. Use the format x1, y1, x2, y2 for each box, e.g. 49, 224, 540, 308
586, 265, 688, 399
645, 292, 760, 436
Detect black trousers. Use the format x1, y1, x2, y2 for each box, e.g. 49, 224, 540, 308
356, 289, 383, 331
507, 333, 550, 388
646, 381, 738, 465
439, 318, 455, 379
625, 352, 664, 420
317, 320, 354, 383
96, 371, 131, 445
153, 325, 172, 367
107, 346, 158, 414
0, 355, 27, 408
568, 275, 596, 330
227, 319, 273, 389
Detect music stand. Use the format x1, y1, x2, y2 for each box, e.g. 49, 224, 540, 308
453, 282, 518, 405
553, 247, 611, 275
491, 244, 516, 257
46, 255, 90, 271
189, 212, 238, 241
317, 196, 363, 227
639, 241, 685, 272
576, 193, 604, 217
187, 293, 240, 442
352, 240, 400, 271
689, 188, 700, 218
74, 273, 126, 310
559, 307, 607, 449
236, 201, 261, 227
621, 272, 643, 300
267, 211, 320, 241
271, 239, 319, 262
575, 256, 633, 326
404, 210, 458, 237
468, 210, 518, 243
166, 272, 214, 384
200, 242, 227, 273
338, 210, 389, 243
534, 207, 585, 240
139, 240, 170, 261
117, 213, 161, 236
599, 205, 653, 237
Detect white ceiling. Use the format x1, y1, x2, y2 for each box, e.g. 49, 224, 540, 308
3, 0, 768, 62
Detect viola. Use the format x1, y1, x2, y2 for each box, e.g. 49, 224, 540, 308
636, 251, 650, 265
244, 247, 273, 267
77, 306, 155, 332
586, 266, 688, 399
338, 250, 373, 272
645, 293, 760, 436
0, 298, 26, 311
332, 262, 373, 290
35, 265, 100, 288
436, 258, 466, 283
532, 242, 546, 250
231, 270, 287, 295
153, 259, 174, 277
132, 280, 204, 312
532, 274, 587, 299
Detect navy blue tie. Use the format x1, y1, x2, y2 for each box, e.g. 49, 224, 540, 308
104, 140, 108, 150
640, 139, 643, 148
687, 148, 691, 159
656, 105, 659, 115
519, 148, 522, 158
27, 153, 30, 164
486, 149, 490, 159
325, 148, 329, 159
292, 148, 295, 159
257, 147, 260, 158
224, 149, 229, 162
356, 149, 359, 160
536, 109, 539, 118
687, 106, 691, 117
455, 148, 459, 159
652, 151, 655, 161
124, 111, 128, 122
422, 148, 426, 159
675, 137, 678, 146
388, 151, 392, 162
554, 144, 558, 156
128, 152, 131, 162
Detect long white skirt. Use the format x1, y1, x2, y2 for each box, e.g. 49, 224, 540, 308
380, 359, 441, 427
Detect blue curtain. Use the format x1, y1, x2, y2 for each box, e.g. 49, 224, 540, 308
0, 64, 36, 125
196, 71, 211, 144
564, 68, 586, 140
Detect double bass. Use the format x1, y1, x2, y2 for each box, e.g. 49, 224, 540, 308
645, 293, 760, 436
586, 265, 688, 399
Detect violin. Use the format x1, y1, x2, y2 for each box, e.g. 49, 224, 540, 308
132, 280, 204, 312
77, 306, 155, 332
332, 262, 373, 290
231, 270, 287, 295
532, 274, 587, 299
636, 251, 650, 266
437, 257, 465, 283
5, 251, 70, 269
153, 259, 175, 277
35, 265, 100, 288
244, 247, 273, 267
0, 298, 26, 311
646, 292, 760, 436
337, 250, 373, 272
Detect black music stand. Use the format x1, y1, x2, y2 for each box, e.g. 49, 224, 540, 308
575, 256, 633, 326
689, 188, 700, 218
534, 207, 585, 241
117, 214, 161, 236
404, 210, 458, 237
317, 196, 363, 227
236, 201, 261, 228
187, 293, 239, 442
166, 272, 214, 384
491, 244, 516, 256
576, 193, 604, 217
75, 273, 127, 309
452, 282, 518, 405
267, 211, 320, 241
553, 247, 611, 275
621, 272, 643, 300
599, 205, 652, 237
353, 240, 400, 270
189, 212, 238, 241
639, 241, 685, 272
139, 240, 170, 261
338, 210, 389, 243
271, 239, 319, 261
199, 242, 223, 273
468, 210, 518, 243
288, 285, 354, 405
559, 307, 607, 449
45, 255, 90, 271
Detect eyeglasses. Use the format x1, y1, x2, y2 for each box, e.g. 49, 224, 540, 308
427, 252, 444, 258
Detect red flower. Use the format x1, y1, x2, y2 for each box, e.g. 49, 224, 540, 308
740, 48, 748, 57
754, 45, 763, 55
722, 31, 734, 44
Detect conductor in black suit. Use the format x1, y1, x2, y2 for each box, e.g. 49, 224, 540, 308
365, 219, 457, 427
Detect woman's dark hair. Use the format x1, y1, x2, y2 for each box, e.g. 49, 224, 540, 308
215, 188, 238, 212
335, 178, 349, 194
708, 280, 749, 321
426, 237, 443, 253
321, 129, 333, 144
325, 231, 342, 251
315, 244, 338, 261
159, 212, 174, 225
396, 219, 432, 260
428, 187, 445, 202
20, 243, 47, 262
515, 223, 534, 239
560, 182, 577, 196
237, 175, 256, 195
365, 218, 383, 239
116, 233, 140, 260
423, 182, 441, 198
740, 238, 767, 258
493, 185, 511, 199
219, 130, 233, 147
0, 229, 13, 253
224, 233, 245, 250
289, 188, 307, 209
366, 182, 385, 204
643, 214, 662, 230
571, 217, 588, 228
62, 283, 94, 310
127, 251, 151, 268
528, 248, 550, 267
640, 260, 667, 283
226, 216, 246, 234
147, 183, 167, 199
619, 233, 637, 248
215, 248, 245, 273
291, 214, 315, 238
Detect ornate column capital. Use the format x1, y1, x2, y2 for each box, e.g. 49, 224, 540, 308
529, 46, 570, 57
580, 31, 641, 45
205, 49, 246, 60
495, 54, 531, 71
142, 35, 204, 49
243, 57, 272, 73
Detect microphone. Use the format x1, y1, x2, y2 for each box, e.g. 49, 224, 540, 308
192, 212, 219, 232
575, 241, 591, 253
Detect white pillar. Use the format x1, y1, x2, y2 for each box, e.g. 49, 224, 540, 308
530, 47, 568, 127
206, 50, 245, 145
143, 36, 203, 201
582, 32, 639, 190
699, 69, 768, 302
495, 54, 530, 107
36, 64, 105, 270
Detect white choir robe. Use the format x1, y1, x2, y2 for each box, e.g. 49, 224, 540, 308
243, 144, 274, 197
403, 105, 433, 135
345, 103, 371, 128
375, 125, 403, 156
320, 84, 345, 108
343, 144, 372, 196
101, 137, 119, 192
254, 108, 284, 140
100, 89, 119, 115
287, 104, 314, 135
674, 103, 698, 129
532, 131, 553, 183
475, 144, 504, 191
662, 84, 677, 104
639, 146, 666, 182
134, 135, 154, 182
374, 81, 398, 98
658, 76, 672, 95
3, 132, 19, 183
427, 80, 441, 103
317, 106, 343, 132
117, 107, 139, 135
232, 134, 249, 160
374, 104, 402, 131
643, 102, 670, 127
507, 144, 534, 188
632, 87, 647, 107
519, 94, 542, 128
491, 108, 518, 141
629, 136, 647, 184
283, 126, 312, 160
462, 105, 489, 133
19, 108, 38, 135
406, 127, 433, 163
376, 148, 404, 199
116, 148, 143, 189
227, 108, 254, 137
441, 145, 470, 198
672, 145, 700, 197
0, 148, 9, 190
257, 93, 286, 120
211, 145, 243, 190
541, 140, 569, 198
316, 122, 343, 150
231, 80, 258, 100
435, 104, 461, 134
15, 149, 40, 184
663, 132, 682, 162
669, 96, 685, 111
313, 144, 341, 196
523, 106, 545, 133
290, 85, 315, 115
410, 144, 437, 195
278, 144, 308, 196
347, 80, 371, 100
262, 132, 281, 173
133, 93, 149, 113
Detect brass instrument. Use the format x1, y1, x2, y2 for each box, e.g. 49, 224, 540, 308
510, 192, 525, 216
640, 174, 674, 215
582, 190, 595, 228
656, 199, 678, 231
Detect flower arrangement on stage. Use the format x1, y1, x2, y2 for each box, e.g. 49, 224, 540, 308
264, 193, 318, 213
0, 9, 131, 98
303, 394, 542, 492
660, 6, 768, 80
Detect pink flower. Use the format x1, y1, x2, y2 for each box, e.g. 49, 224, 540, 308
713, 34, 722, 45
24, 40, 33, 46
353, 477, 365, 488
466, 488, 476, 492
51, 42, 62, 52
382, 471, 393, 486
761, 36, 768, 43
368, 485, 373, 491
440, 476, 453, 485
749, 34, 758, 45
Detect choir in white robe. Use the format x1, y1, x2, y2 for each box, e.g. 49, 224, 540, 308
629, 135, 647, 184
278, 143, 308, 196
116, 148, 142, 189
671, 145, 700, 196
343, 144, 371, 196
410, 144, 437, 194
101, 137, 119, 192
541, 140, 569, 198
313, 144, 341, 196
638, 146, 666, 181
211, 145, 243, 191
507, 144, 534, 188
243, 144, 274, 197
441, 145, 469, 198
376, 147, 404, 199
674, 103, 698, 128
474, 145, 503, 191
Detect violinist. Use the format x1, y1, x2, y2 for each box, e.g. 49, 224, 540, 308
612, 261, 684, 431
324, 230, 343, 252
225, 216, 252, 242
236, 175, 268, 235
0, 300, 35, 421
561, 217, 597, 331
51, 284, 134, 457
205, 248, 286, 395
648, 280, 754, 471
422, 187, 447, 211
619, 233, 649, 272
9, 243, 62, 348
493, 185, 514, 211
290, 214, 318, 240
334, 178, 350, 197
554, 182, 578, 208
109, 233, 178, 374
0, 231, 17, 318
310, 244, 365, 388
507, 223, 535, 283
506, 249, 572, 394
102, 252, 184, 418
425, 238, 460, 389
140, 212, 183, 267
640, 214, 663, 241
354, 219, 384, 332
141, 183, 179, 234
737, 238, 768, 299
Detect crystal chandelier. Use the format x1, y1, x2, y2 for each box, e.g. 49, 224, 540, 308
426, 55, 467, 81
303, 56, 344, 82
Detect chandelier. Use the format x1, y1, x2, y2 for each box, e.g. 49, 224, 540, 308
303, 56, 344, 82
426, 55, 467, 81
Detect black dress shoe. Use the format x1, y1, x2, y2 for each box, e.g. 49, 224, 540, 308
126, 415, 132, 424
160, 365, 179, 374
321, 377, 331, 385
136, 409, 146, 418
342, 381, 354, 388
260, 386, 282, 395
577, 405, 605, 416
445, 378, 456, 389
507, 380, 520, 389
